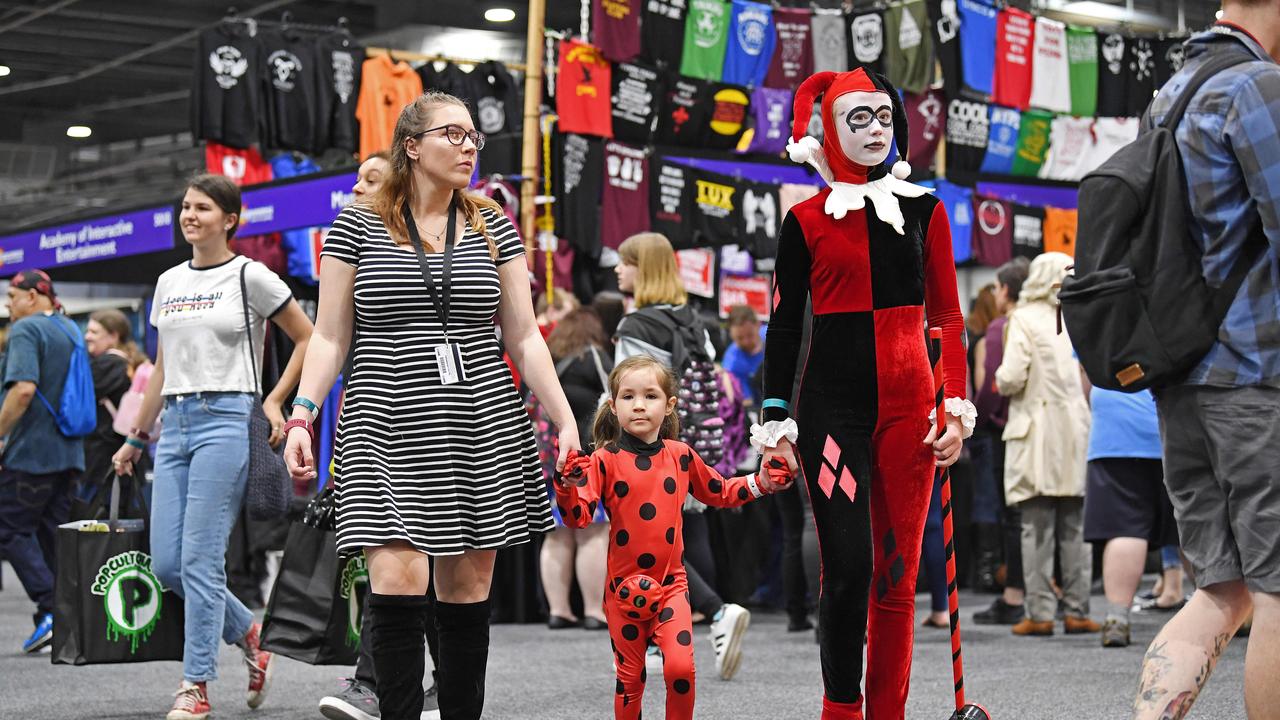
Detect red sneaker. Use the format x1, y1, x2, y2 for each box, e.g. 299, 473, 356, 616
166, 681, 210, 720
240, 623, 275, 709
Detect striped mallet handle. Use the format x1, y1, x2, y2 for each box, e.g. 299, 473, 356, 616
930, 327, 966, 712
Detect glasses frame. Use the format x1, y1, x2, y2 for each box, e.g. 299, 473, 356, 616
413, 124, 486, 150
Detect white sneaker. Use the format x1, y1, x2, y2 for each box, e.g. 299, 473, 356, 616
645, 645, 663, 675
708, 603, 750, 680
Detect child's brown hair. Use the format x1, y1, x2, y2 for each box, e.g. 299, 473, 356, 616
592, 356, 682, 450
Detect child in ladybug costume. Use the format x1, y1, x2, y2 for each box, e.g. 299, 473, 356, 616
755, 68, 975, 720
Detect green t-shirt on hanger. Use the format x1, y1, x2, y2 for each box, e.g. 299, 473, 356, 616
1066, 26, 1098, 117
1011, 109, 1054, 177
884, 0, 933, 95
681, 0, 731, 81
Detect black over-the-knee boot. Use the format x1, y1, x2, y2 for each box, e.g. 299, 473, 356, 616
369, 593, 429, 720
435, 599, 491, 720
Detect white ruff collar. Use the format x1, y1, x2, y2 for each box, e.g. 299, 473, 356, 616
826, 177, 933, 234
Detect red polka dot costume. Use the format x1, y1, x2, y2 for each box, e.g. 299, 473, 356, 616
555, 432, 786, 720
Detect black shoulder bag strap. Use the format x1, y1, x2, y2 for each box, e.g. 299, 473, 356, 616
240, 260, 261, 399
402, 199, 458, 339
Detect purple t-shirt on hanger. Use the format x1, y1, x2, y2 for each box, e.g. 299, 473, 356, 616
746, 86, 792, 155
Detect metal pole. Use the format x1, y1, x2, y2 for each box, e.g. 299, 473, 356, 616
520, 0, 548, 251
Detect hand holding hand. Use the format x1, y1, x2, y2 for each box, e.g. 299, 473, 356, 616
556, 426, 582, 474
762, 436, 800, 476
756, 455, 795, 493
557, 449, 591, 488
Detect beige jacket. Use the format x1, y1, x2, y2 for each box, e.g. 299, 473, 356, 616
995, 300, 1090, 505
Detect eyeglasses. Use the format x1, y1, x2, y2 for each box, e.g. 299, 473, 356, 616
414, 124, 486, 150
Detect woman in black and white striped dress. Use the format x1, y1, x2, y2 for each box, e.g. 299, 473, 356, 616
283, 92, 578, 720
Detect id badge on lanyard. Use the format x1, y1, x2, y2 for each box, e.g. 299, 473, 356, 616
404, 200, 467, 385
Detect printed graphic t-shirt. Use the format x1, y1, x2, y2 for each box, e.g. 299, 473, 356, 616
883, 0, 933, 95
1153, 36, 1188, 89
554, 131, 605, 257
1096, 32, 1129, 117
1042, 207, 1078, 256
611, 62, 663, 144
935, 180, 974, 263
260, 29, 319, 153
993, 7, 1034, 109
1011, 109, 1053, 177
958, 0, 998, 98
764, 7, 814, 91
905, 88, 945, 172
722, 0, 776, 88
1011, 204, 1045, 259
193, 24, 262, 149
595, 0, 643, 62
643, 0, 689, 70
705, 82, 752, 150
151, 256, 293, 395
206, 143, 273, 186
945, 97, 991, 179
810, 10, 848, 75
1125, 37, 1157, 117
747, 86, 793, 155
1028, 17, 1070, 113
314, 34, 365, 154
682, 0, 731, 81
1066, 26, 1098, 117
971, 196, 1014, 267
847, 10, 886, 74
601, 141, 651, 250
1038, 116, 1096, 182
556, 40, 613, 137
979, 105, 1021, 176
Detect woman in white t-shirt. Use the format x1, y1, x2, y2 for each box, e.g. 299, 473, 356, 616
112, 174, 314, 720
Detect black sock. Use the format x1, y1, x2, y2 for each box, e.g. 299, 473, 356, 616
435, 599, 491, 720
368, 593, 429, 720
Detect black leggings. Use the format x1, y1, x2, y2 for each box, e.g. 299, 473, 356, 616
682, 510, 724, 617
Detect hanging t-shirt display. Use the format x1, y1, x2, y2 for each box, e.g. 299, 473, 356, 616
1096, 33, 1129, 117
739, 180, 781, 266
1066, 26, 1098, 117
958, 0, 998, 99
979, 105, 1021, 176
601, 142, 651, 251
419, 61, 470, 97
945, 97, 990, 179
271, 153, 324, 284
1081, 117, 1139, 175
811, 10, 848, 75
1153, 36, 1188, 89
594, 0, 643, 62
656, 76, 710, 146
556, 40, 613, 138
193, 23, 262, 149
747, 86, 792, 155
681, 0, 731, 81
555, 131, 605, 257
314, 34, 364, 155
643, 0, 689, 70
691, 168, 743, 247
1011, 204, 1045, 260
205, 142, 272, 186
993, 7, 1034, 110
905, 88, 945, 172
765, 8, 814, 91
1028, 17, 1070, 113
611, 62, 663, 144
357, 53, 423, 160
972, 195, 1014, 267
847, 10, 886, 74
935, 180, 974, 263
883, 0, 933, 95
1039, 116, 1096, 181
722, 0, 776, 88
469, 61, 522, 137
1125, 37, 1157, 117
1043, 207, 1078, 257
651, 157, 694, 244
705, 82, 752, 149
1011, 109, 1053, 177
927, 0, 962, 98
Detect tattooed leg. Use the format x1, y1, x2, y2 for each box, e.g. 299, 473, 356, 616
1244, 591, 1280, 720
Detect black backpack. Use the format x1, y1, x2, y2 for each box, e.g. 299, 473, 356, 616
1060, 51, 1264, 392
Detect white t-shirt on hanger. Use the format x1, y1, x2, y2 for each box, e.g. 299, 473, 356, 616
1028, 17, 1071, 114
1039, 116, 1097, 181
1081, 117, 1141, 176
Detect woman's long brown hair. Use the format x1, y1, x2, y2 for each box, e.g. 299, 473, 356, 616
592, 356, 681, 450
359, 91, 502, 259
546, 307, 607, 361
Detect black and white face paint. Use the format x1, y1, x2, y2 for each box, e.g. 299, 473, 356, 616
833, 90, 894, 169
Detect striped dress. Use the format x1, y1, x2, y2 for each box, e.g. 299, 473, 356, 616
322, 205, 553, 555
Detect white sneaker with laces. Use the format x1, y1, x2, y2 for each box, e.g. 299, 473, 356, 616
708, 603, 750, 680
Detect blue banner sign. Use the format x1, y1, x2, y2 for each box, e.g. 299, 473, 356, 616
0, 206, 177, 273
238, 172, 358, 237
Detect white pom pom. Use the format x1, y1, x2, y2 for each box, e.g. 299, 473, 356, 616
891, 160, 911, 180
786, 137, 813, 164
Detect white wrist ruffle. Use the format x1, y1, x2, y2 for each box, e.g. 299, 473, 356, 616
928, 398, 978, 440
750, 418, 799, 453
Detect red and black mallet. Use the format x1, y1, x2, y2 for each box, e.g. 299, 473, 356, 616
930, 327, 991, 720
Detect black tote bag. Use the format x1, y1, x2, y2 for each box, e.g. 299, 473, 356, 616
52, 475, 185, 665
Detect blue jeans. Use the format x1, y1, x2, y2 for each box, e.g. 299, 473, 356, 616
0, 468, 75, 624
967, 429, 1002, 525
921, 471, 948, 613
150, 392, 255, 682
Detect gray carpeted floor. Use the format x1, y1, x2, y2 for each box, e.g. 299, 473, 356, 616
1, 562, 1247, 719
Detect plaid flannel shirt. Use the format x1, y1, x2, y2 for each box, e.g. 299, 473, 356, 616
1144, 24, 1280, 388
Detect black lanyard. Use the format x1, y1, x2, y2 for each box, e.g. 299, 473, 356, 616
403, 200, 458, 339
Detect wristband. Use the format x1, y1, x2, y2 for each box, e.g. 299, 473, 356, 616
291, 396, 319, 416
761, 398, 790, 411
125, 437, 146, 450
283, 418, 315, 440
130, 427, 152, 442
746, 472, 764, 499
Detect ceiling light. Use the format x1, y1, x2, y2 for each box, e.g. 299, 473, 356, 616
0, 65, 10, 77
66, 125, 92, 139
484, 7, 516, 22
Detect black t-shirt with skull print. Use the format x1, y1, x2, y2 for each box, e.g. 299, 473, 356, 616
1152, 36, 1189, 91
260, 29, 319, 153
846, 10, 886, 75
313, 33, 365, 154
192, 23, 262, 149
1096, 32, 1129, 117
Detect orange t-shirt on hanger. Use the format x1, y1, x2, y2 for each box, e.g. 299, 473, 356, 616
1042, 207, 1078, 257
356, 53, 424, 160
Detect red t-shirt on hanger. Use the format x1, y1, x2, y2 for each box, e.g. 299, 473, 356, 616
993, 7, 1034, 110
556, 39, 614, 138
594, 0, 643, 62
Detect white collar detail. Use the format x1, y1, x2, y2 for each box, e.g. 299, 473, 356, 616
825, 176, 933, 234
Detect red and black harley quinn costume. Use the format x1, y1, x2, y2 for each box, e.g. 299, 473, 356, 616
555, 433, 784, 720
756, 69, 973, 720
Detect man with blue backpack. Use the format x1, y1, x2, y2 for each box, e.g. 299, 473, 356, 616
0, 269, 92, 654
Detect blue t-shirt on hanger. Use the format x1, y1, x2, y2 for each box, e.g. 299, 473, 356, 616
271, 152, 324, 284
958, 0, 998, 97
722, 0, 777, 88
935, 180, 974, 263
979, 105, 1020, 175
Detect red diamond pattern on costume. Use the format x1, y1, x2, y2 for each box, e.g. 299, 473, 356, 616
773, 284, 781, 311
816, 435, 857, 500
838, 466, 857, 501
817, 462, 836, 498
